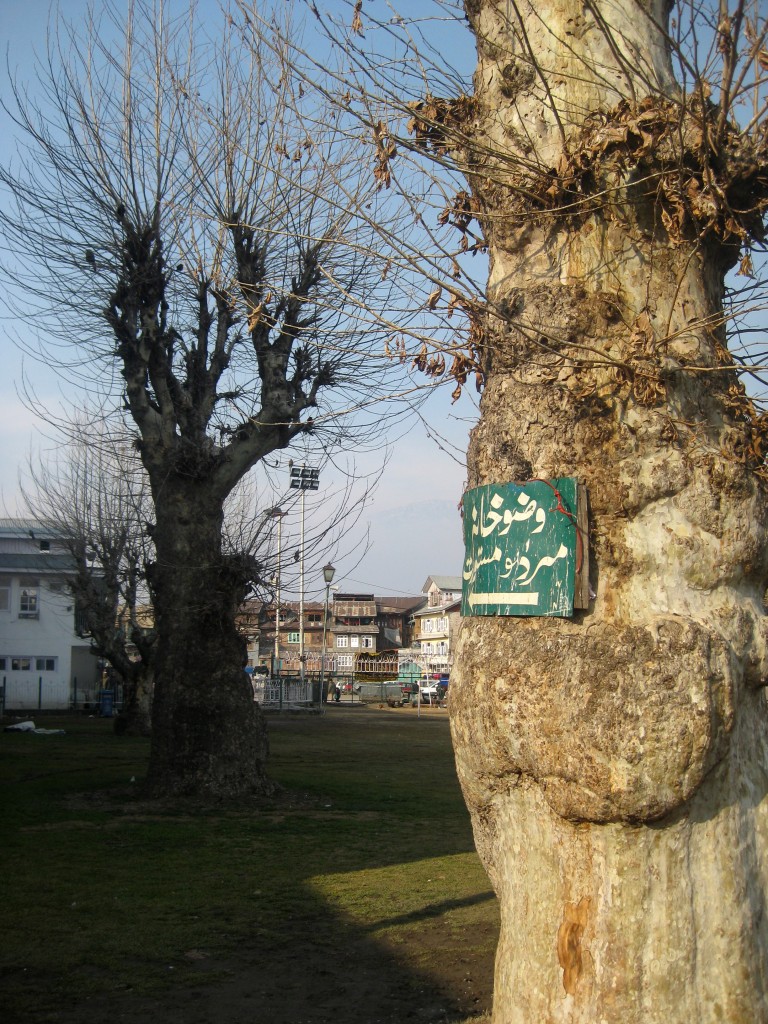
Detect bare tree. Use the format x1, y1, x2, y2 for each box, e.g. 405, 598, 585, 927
0, 0, 418, 797
281, 0, 768, 1019
21, 411, 373, 735
23, 418, 157, 735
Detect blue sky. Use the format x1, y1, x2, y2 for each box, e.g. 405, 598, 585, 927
0, 0, 479, 598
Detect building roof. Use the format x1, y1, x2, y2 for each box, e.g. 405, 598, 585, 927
0, 518, 66, 540
413, 597, 461, 619
0, 553, 77, 574
376, 595, 426, 612
422, 575, 463, 593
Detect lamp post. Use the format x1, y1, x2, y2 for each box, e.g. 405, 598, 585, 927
319, 562, 335, 706
265, 507, 285, 682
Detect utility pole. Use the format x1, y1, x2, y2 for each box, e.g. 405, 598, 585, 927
266, 507, 284, 675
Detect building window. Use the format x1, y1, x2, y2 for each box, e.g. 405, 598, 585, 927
39, 540, 51, 552
336, 654, 353, 668
360, 636, 374, 649
287, 631, 300, 644
19, 587, 39, 619
350, 635, 359, 648
0, 657, 5, 670
36, 657, 57, 671
11, 657, 31, 671
336, 635, 349, 648
0, 587, 9, 612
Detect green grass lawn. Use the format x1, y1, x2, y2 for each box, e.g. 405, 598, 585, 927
0, 708, 497, 1024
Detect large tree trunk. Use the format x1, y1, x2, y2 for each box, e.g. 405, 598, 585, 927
145, 487, 271, 799
451, 1, 768, 1019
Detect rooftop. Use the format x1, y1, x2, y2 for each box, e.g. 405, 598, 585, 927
0, 553, 77, 574
422, 575, 463, 592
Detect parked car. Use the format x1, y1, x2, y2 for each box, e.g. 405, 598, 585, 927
417, 680, 448, 704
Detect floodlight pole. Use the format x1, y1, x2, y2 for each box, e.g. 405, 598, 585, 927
299, 485, 306, 683
289, 462, 320, 689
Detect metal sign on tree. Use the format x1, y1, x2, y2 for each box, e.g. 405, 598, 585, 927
461, 478, 588, 618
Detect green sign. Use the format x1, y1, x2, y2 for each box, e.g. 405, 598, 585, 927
462, 478, 580, 618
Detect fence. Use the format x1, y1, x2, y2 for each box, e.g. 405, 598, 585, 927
1, 675, 71, 711
251, 676, 313, 707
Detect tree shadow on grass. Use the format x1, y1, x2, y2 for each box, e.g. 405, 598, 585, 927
5, 709, 499, 1024
45, 866, 497, 1024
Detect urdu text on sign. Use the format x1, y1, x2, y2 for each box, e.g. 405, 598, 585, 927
461, 478, 580, 618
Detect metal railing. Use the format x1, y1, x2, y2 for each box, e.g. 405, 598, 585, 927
252, 677, 313, 707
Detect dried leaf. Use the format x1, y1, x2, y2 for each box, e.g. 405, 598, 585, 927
351, 1, 364, 36
737, 251, 754, 277
426, 353, 446, 377
372, 121, 397, 191
412, 344, 428, 372
247, 302, 265, 332
426, 286, 442, 310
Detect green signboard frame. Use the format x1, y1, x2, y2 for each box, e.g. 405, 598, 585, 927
461, 478, 582, 618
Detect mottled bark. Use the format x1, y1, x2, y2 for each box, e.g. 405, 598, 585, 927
450, 1, 768, 1020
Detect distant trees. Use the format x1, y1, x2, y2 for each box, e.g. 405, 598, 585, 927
0, 0, 415, 797
23, 423, 156, 735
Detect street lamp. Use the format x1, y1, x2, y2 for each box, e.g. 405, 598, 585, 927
319, 562, 335, 706
265, 508, 285, 678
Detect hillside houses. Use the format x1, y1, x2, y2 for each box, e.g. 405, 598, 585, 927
240, 575, 463, 681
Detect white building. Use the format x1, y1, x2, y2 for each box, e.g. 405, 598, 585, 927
422, 575, 462, 610
0, 520, 100, 711
409, 575, 463, 676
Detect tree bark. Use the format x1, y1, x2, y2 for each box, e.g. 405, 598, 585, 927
451, 1, 768, 1019
145, 485, 270, 799
115, 667, 154, 737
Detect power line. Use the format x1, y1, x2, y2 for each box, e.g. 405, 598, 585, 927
342, 574, 424, 597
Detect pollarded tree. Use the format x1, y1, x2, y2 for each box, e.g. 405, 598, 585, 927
297, 1, 768, 1019
21, 413, 369, 736
450, 3, 768, 1019
0, 1, 415, 797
